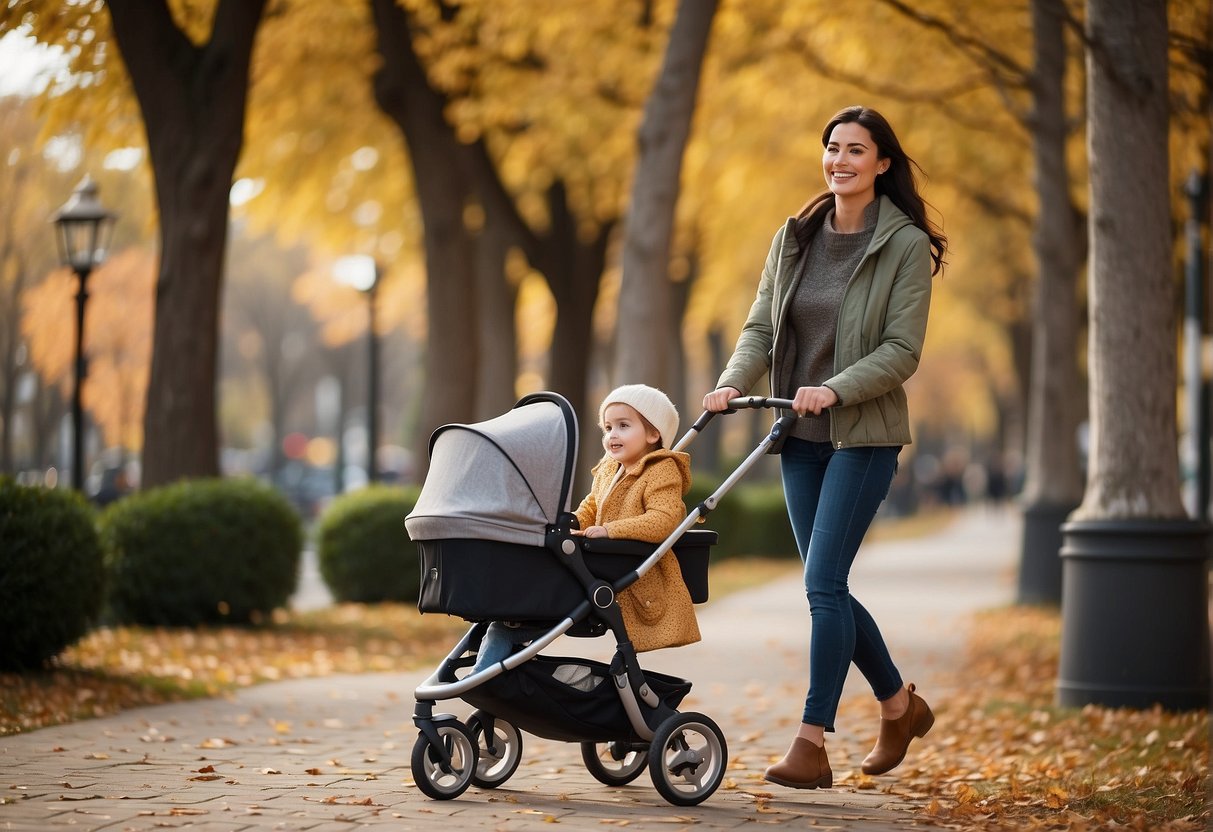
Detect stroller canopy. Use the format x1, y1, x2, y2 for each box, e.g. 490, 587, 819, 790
405, 392, 580, 547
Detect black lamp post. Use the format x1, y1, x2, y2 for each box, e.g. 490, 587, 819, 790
334, 255, 381, 483
53, 176, 115, 493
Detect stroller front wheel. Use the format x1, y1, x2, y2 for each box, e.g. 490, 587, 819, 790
467, 710, 523, 789
647, 712, 728, 807
411, 719, 478, 800
581, 740, 648, 787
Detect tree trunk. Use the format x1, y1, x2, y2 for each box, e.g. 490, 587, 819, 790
460, 117, 610, 445
666, 243, 698, 434
0, 241, 24, 474
615, 0, 718, 389
530, 182, 612, 496
107, 0, 267, 488
369, 0, 478, 476
1016, 0, 1088, 603
1022, 0, 1086, 508
1074, 0, 1182, 519
473, 222, 517, 421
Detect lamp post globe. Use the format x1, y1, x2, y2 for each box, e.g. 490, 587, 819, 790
53, 176, 115, 493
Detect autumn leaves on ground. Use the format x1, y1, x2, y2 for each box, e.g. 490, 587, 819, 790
1, 565, 1207, 831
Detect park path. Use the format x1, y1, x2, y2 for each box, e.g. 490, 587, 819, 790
1, 506, 1020, 831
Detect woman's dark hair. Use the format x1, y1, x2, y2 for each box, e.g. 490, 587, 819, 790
794, 105, 947, 275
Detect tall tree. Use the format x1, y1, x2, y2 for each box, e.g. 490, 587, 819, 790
1058, 0, 1209, 710
0, 99, 57, 474
1075, 0, 1179, 519
104, 0, 269, 487
615, 0, 718, 389
368, 0, 479, 459
1017, 0, 1087, 602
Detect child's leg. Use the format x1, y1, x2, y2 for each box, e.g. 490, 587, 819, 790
473, 622, 518, 672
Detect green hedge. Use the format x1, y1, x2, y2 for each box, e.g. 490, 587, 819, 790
687, 480, 798, 559
316, 485, 422, 603
100, 478, 303, 626
0, 478, 105, 670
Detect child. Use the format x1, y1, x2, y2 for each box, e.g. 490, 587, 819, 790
473, 384, 701, 671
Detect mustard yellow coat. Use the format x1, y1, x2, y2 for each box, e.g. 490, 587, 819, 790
574, 449, 701, 652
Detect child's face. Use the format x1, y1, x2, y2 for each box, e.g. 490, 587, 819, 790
601, 403, 660, 468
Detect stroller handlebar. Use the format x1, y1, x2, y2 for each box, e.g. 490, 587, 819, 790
673, 397, 798, 453
725, 395, 795, 411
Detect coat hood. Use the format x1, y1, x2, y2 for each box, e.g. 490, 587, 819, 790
593, 448, 692, 495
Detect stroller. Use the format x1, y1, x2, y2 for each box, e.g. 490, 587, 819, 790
404, 391, 798, 806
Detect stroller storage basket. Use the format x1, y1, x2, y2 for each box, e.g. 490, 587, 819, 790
416, 529, 717, 620
461, 655, 692, 743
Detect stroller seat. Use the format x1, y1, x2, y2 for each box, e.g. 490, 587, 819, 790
416, 529, 716, 623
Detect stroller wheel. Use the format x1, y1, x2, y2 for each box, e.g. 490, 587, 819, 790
580, 740, 648, 787
411, 719, 478, 800
647, 712, 727, 807
467, 710, 523, 789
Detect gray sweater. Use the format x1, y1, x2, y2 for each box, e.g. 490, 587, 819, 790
779, 201, 879, 442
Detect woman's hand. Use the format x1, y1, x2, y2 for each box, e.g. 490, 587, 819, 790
791, 385, 839, 416
703, 387, 741, 413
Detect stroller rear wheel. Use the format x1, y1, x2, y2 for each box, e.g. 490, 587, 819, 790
580, 740, 648, 786
411, 719, 478, 800
647, 712, 727, 807
467, 710, 523, 789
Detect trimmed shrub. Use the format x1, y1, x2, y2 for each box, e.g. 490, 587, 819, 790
734, 483, 798, 557
686, 479, 797, 559
316, 485, 421, 603
0, 478, 105, 670
100, 478, 303, 626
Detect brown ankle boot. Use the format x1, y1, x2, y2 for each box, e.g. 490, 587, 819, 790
861, 683, 935, 775
763, 737, 832, 789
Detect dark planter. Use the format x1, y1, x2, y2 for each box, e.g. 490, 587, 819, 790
1017, 500, 1080, 605
1057, 518, 1211, 710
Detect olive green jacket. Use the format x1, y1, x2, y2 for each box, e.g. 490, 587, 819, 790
716, 195, 933, 449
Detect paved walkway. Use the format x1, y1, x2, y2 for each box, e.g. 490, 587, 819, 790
1, 506, 1021, 831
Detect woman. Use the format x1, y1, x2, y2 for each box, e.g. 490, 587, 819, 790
703, 105, 947, 789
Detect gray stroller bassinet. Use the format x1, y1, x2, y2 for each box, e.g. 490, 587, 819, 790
404, 390, 800, 806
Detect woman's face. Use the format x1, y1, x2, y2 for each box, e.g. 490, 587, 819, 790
822, 121, 888, 205
601, 403, 659, 468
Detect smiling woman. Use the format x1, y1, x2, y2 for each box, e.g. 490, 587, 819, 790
702, 104, 948, 792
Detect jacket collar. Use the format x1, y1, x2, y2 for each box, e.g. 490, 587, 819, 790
780, 195, 913, 266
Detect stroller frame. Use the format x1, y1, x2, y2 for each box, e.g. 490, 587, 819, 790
410, 394, 798, 806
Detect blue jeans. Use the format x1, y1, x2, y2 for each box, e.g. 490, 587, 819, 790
780, 438, 904, 731
473, 622, 547, 672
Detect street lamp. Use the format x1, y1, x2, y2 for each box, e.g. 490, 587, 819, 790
53, 176, 115, 493
333, 255, 381, 483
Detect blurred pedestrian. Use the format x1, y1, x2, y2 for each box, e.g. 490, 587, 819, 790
703, 105, 947, 790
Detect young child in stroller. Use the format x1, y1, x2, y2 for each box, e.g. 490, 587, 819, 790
472, 384, 701, 671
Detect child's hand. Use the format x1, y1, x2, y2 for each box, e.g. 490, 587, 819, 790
582, 525, 608, 538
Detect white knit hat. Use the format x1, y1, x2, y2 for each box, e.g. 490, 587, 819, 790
599, 384, 680, 451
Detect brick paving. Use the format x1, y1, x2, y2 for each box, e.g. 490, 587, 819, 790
1, 507, 1020, 831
